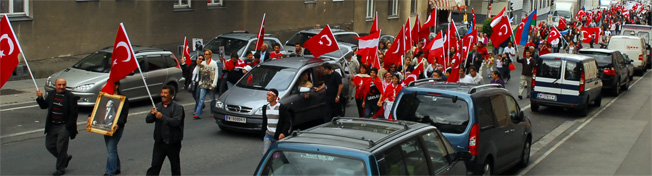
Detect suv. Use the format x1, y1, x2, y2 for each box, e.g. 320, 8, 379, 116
254, 118, 470, 176
284, 28, 359, 55
188, 31, 284, 61
391, 83, 533, 175
578, 49, 631, 95
45, 46, 184, 106
212, 57, 350, 132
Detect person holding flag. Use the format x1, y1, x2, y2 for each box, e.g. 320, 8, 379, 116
351, 65, 370, 117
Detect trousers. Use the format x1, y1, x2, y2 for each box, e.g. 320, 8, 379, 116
519, 75, 533, 97
46, 124, 70, 171
146, 141, 181, 176
104, 127, 124, 175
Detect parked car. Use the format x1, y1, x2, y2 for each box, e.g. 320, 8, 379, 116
530, 53, 603, 116
621, 24, 652, 69
284, 27, 359, 55
578, 49, 631, 95
254, 117, 471, 176
212, 56, 350, 132
45, 46, 184, 106
607, 35, 648, 74
623, 54, 636, 81
391, 82, 533, 175
187, 31, 284, 61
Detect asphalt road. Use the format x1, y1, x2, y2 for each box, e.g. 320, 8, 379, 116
1, 61, 650, 175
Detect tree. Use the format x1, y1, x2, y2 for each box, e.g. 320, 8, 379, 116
482, 18, 493, 36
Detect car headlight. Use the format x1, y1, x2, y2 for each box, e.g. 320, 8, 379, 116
72, 83, 95, 91
254, 107, 263, 115
215, 100, 224, 109
46, 76, 52, 87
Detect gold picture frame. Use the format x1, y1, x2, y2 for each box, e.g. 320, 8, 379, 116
86, 92, 126, 136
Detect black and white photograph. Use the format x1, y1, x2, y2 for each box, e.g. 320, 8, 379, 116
86, 92, 126, 136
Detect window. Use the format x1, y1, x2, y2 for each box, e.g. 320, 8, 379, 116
1, 0, 28, 16
388, 0, 398, 17
260, 150, 366, 175
207, 0, 223, 7
475, 97, 495, 130
366, 0, 374, 19
505, 96, 520, 120
564, 61, 582, 81
421, 132, 449, 174
395, 93, 469, 133
410, 0, 417, 14
490, 95, 509, 127
305, 0, 316, 3
236, 66, 297, 91
378, 138, 429, 175
537, 59, 561, 79
164, 54, 179, 68
173, 0, 191, 9
147, 55, 168, 71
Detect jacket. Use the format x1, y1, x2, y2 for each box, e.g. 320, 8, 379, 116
146, 101, 185, 144
36, 90, 79, 139
518, 56, 537, 77
261, 103, 293, 140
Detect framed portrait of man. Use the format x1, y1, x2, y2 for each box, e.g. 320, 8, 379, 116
86, 92, 126, 136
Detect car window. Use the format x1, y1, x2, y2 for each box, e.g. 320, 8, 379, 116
584, 60, 598, 79
163, 54, 178, 68
260, 150, 366, 176
291, 70, 313, 94
622, 30, 636, 36
72, 52, 112, 73
420, 132, 450, 174
378, 138, 429, 175
241, 39, 280, 56
147, 55, 168, 71
537, 59, 562, 79
395, 93, 469, 133
565, 61, 582, 81
475, 97, 495, 130
637, 32, 650, 44
490, 95, 509, 127
505, 95, 520, 121
578, 51, 612, 66
286, 32, 314, 47
335, 34, 359, 45
204, 37, 248, 57
312, 66, 326, 86
136, 56, 147, 72
236, 66, 296, 91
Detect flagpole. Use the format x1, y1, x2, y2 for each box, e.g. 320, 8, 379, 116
5, 13, 38, 91
121, 23, 156, 108
19, 53, 39, 91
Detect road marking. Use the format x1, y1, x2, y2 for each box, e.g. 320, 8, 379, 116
529, 121, 575, 157
0, 101, 205, 139
0, 101, 39, 108
518, 70, 649, 175
0, 105, 39, 112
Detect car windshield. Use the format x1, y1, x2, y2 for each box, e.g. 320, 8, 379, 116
537, 59, 562, 79
260, 150, 367, 176
558, 11, 571, 18
236, 66, 296, 91
579, 52, 611, 66
203, 37, 248, 57
72, 51, 112, 73
286, 32, 315, 47
395, 93, 469, 134
637, 32, 650, 44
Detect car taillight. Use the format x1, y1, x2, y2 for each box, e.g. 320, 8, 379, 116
603, 68, 616, 75
469, 123, 479, 156
579, 71, 585, 92
532, 67, 537, 87
639, 54, 644, 60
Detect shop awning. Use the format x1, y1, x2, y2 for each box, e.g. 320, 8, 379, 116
434, 0, 466, 11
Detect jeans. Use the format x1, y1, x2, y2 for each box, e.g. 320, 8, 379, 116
355, 98, 364, 117
364, 100, 379, 117
195, 88, 210, 117
262, 134, 277, 155
104, 127, 124, 175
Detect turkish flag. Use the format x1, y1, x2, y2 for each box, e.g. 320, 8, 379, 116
460, 29, 477, 65
622, 11, 630, 20
582, 27, 601, 44
403, 19, 412, 52
490, 16, 512, 48
402, 60, 424, 86
548, 27, 562, 44
370, 11, 379, 33
353, 74, 371, 99
355, 30, 381, 65
384, 27, 404, 70
420, 7, 437, 42
576, 9, 586, 20
411, 15, 421, 45
183, 37, 191, 65
0, 15, 23, 89
101, 23, 139, 94
426, 31, 445, 66
558, 16, 567, 30
254, 14, 266, 50
303, 24, 340, 58
490, 7, 506, 27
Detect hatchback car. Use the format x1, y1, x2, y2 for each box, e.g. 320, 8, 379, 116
531, 54, 602, 116
45, 46, 184, 106
212, 57, 350, 132
391, 83, 533, 175
188, 31, 284, 61
254, 117, 470, 176
284, 27, 359, 55
578, 49, 631, 95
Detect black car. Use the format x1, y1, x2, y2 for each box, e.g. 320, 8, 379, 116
578, 49, 631, 95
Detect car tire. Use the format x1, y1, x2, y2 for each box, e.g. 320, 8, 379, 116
531, 103, 539, 112
580, 99, 589, 117
594, 95, 602, 107
611, 79, 621, 96
621, 77, 630, 91
517, 139, 531, 168
480, 160, 492, 176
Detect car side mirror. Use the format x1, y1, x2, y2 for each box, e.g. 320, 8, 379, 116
299, 87, 311, 93
456, 151, 473, 161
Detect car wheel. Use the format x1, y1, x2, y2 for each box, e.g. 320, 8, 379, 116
580, 99, 589, 117
518, 139, 531, 168
531, 103, 539, 112
594, 95, 602, 107
621, 77, 630, 91
611, 79, 621, 96
480, 160, 492, 176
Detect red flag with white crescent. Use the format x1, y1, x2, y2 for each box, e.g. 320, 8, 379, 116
490, 16, 512, 48
411, 14, 421, 45
255, 13, 266, 51
548, 27, 561, 44
101, 23, 139, 94
183, 37, 191, 65
303, 24, 340, 58
0, 14, 23, 89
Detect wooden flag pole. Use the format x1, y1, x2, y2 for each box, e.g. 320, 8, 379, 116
20, 53, 39, 91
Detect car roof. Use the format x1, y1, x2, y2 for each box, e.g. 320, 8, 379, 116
300, 28, 358, 35
578, 48, 618, 54
258, 57, 325, 69
216, 32, 277, 41
610, 35, 644, 40
405, 82, 505, 95
539, 53, 597, 62
279, 117, 431, 152
99, 46, 168, 54
621, 24, 652, 29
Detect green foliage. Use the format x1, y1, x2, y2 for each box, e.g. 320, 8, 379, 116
482, 18, 493, 36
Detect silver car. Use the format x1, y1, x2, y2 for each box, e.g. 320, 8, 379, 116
45, 46, 185, 106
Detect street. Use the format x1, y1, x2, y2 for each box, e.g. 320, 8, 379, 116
1, 63, 650, 175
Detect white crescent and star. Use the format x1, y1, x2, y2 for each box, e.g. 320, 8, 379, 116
318, 35, 332, 46
0, 34, 15, 59
112, 41, 132, 66
499, 25, 508, 35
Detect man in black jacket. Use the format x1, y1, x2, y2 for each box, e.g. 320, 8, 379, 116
465, 45, 483, 73
36, 78, 78, 176
261, 89, 293, 155
146, 85, 184, 176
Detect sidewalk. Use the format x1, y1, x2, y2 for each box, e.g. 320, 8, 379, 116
0, 78, 47, 106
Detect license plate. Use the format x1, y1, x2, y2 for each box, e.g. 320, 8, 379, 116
537, 93, 557, 101
225, 115, 246, 123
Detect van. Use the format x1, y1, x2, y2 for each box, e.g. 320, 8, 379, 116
530, 54, 603, 116
621, 24, 652, 69
608, 36, 648, 74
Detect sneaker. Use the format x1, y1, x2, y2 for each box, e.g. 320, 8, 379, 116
52, 170, 65, 176
193, 115, 201, 119
518, 95, 523, 100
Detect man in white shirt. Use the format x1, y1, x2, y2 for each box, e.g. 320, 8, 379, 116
551, 38, 560, 53
503, 41, 517, 63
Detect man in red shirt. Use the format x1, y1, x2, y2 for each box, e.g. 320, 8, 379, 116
270, 44, 283, 60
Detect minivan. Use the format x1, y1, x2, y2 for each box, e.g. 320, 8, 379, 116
608, 36, 648, 74
530, 54, 603, 116
621, 24, 652, 69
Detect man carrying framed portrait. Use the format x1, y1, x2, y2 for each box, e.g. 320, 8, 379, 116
87, 81, 129, 176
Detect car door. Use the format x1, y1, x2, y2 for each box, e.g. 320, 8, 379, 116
613, 52, 628, 84
560, 60, 582, 97
281, 68, 323, 125
145, 54, 170, 92
420, 131, 467, 175
376, 137, 430, 175
534, 59, 563, 100
121, 56, 148, 99
504, 94, 528, 163
489, 94, 520, 169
